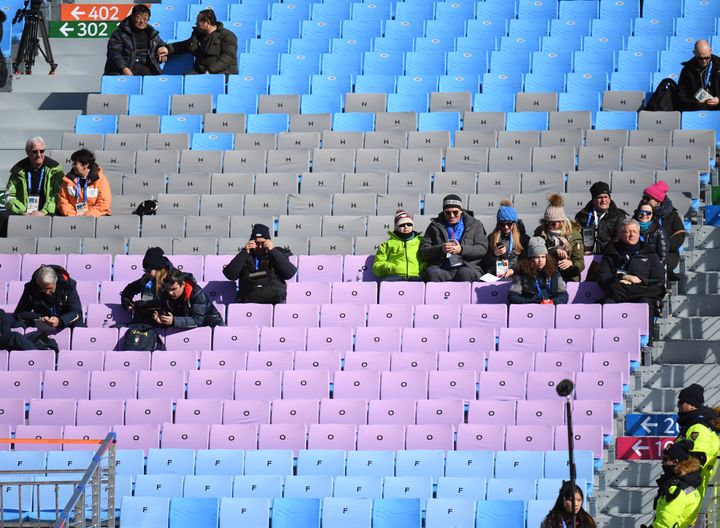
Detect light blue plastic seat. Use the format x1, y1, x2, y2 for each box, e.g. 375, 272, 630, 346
659, 50, 690, 74
610, 72, 652, 92
283, 475, 334, 498
135, 474, 185, 497
508, 19, 550, 40
599, 0, 639, 19
129, 94, 170, 116
425, 498, 475, 528
310, 74, 352, 97
0, 451, 46, 520
249, 39, 289, 55
143, 75, 183, 96
683, 0, 720, 18
161, 114, 203, 135
230, 3, 270, 22
446, 51, 488, 76
489, 50, 530, 74
239, 52, 280, 75
346, 451, 395, 477
414, 37, 454, 54
244, 450, 294, 476
219, 498, 270, 528
384, 20, 424, 40
541, 36, 582, 54
486, 478, 536, 500
227, 74, 269, 96
373, 36, 414, 53
524, 73, 565, 93
625, 36, 666, 54
466, 19, 507, 42
527, 499, 555, 528
269, 75, 311, 95
494, 451, 545, 479
387, 93, 428, 113
595, 111, 638, 130
438, 74, 479, 93
476, 499, 526, 526
76, 115, 118, 134
382, 476, 433, 506
566, 72, 608, 94
572, 50, 615, 73
476, 2, 515, 19
404, 51, 446, 76
532, 51, 572, 74
394, 1, 434, 23
189, 3, 230, 20
436, 477, 487, 500
418, 112, 460, 142
333, 476, 383, 498
247, 114, 290, 134
260, 19, 300, 40
321, 52, 363, 76
322, 497, 373, 528
46, 450, 93, 478
115, 449, 145, 476
233, 475, 284, 499
120, 496, 170, 528
191, 132, 233, 150
363, 51, 405, 75
473, 93, 515, 113
632, 17, 674, 38
681, 111, 720, 136
590, 18, 632, 39
354, 74, 396, 93
518, 0, 558, 18
395, 450, 445, 482
183, 475, 234, 498
224, 20, 258, 43
435, 1, 474, 20
311, 3, 351, 23
280, 53, 322, 76
559, 93, 600, 120
455, 36, 497, 55
616, 50, 658, 73
216, 94, 256, 115
506, 112, 549, 131
291, 38, 331, 55
675, 17, 715, 40
342, 19, 383, 41
195, 449, 245, 476
372, 498, 422, 528
296, 450, 347, 476
272, 498, 321, 528
396, 75, 438, 95
559, 0, 598, 19
169, 497, 219, 528
581, 35, 624, 53
425, 19, 466, 39
101, 75, 142, 95
332, 38, 372, 56
482, 73, 523, 94
642, 0, 681, 18
445, 451, 494, 478
549, 19, 591, 40
271, 2, 310, 24
333, 112, 375, 132
544, 451, 595, 486
175, 20, 196, 41
351, 1, 391, 22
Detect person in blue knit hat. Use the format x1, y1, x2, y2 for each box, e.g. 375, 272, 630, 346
482, 200, 529, 278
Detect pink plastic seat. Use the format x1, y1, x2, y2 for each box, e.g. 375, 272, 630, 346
151, 349, 199, 372
175, 399, 223, 424
200, 350, 248, 370
86, 303, 131, 328
124, 399, 173, 425
379, 281, 425, 305
478, 371, 527, 400
498, 328, 546, 352
8, 349, 55, 371
260, 326, 307, 351
282, 370, 330, 400
76, 280, 100, 306
437, 351, 486, 373
319, 398, 368, 425
534, 352, 583, 373
573, 399, 615, 436
554, 424, 604, 458
203, 255, 231, 281
380, 371, 428, 400
575, 371, 623, 403
246, 351, 294, 371
164, 327, 212, 351
367, 303, 414, 328
71, 327, 119, 351
187, 370, 236, 399
294, 350, 342, 380
0, 254, 21, 281
7, 281, 23, 306
566, 281, 604, 303
402, 327, 448, 352
405, 424, 454, 450
342, 255, 376, 282
99, 281, 126, 304
28, 398, 76, 426
306, 327, 354, 351
298, 255, 343, 282
258, 423, 307, 454
161, 423, 210, 449
593, 327, 641, 361
583, 351, 631, 384
472, 281, 511, 303
63, 425, 113, 450
273, 304, 320, 327
226, 303, 274, 327
137, 370, 186, 401
344, 351, 391, 372
320, 303, 367, 328
209, 424, 259, 449
414, 304, 460, 328
233, 370, 282, 400
21, 254, 66, 280
113, 424, 160, 453
428, 370, 477, 402
222, 400, 271, 425
527, 371, 576, 400
508, 304, 555, 329
200, 280, 237, 306
415, 399, 464, 425
555, 304, 602, 329
357, 424, 406, 451
308, 423, 358, 450
390, 351, 437, 372
57, 350, 103, 371
75, 399, 124, 426
487, 351, 535, 372
112, 254, 144, 281
516, 399, 565, 426
505, 425, 555, 451
331, 281, 377, 305
14, 425, 64, 451
104, 351, 151, 371
0, 399, 27, 431
456, 424, 506, 450
0, 370, 42, 400
333, 370, 381, 400
355, 327, 402, 352
67, 254, 113, 282
368, 399, 417, 425
271, 399, 320, 424
286, 282, 332, 304
425, 282, 471, 304
41, 327, 71, 350
42, 370, 90, 400
546, 328, 593, 353
212, 326, 260, 351
170, 255, 204, 281
448, 327, 496, 352
467, 400, 516, 426
0, 350, 8, 370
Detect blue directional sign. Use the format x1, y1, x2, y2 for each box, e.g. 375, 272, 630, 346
625, 413, 679, 437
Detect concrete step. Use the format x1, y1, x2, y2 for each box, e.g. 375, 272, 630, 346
640, 364, 720, 389
595, 514, 648, 528
669, 295, 720, 317
594, 486, 655, 515
11, 73, 100, 93
0, 92, 88, 110
0, 109, 80, 130
0, 129, 63, 150
53, 56, 107, 75
679, 271, 720, 294
603, 461, 660, 488
630, 387, 720, 413
686, 250, 720, 272
45, 38, 108, 56
657, 316, 720, 340
690, 226, 720, 249
652, 339, 720, 364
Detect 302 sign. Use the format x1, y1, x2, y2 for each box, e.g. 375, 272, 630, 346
49, 21, 119, 39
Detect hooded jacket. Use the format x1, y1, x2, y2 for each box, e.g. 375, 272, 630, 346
373, 231, 426, 279
104, 16, 166, 75
159, 272, 224, 328
167, 22, 238, 74
676, 54, 720, 111
598, 240, 666, 293
533, 223, 585, 282
676, 407, 720, 501
650, 458, 703, 528
14, 265, 83, 328
223, 246, 297, 304
5, 156, 64, 215
654, 197, 686, 256
420, 212, 489, 275
57, 165, 112, 217
574, 200, 628, 254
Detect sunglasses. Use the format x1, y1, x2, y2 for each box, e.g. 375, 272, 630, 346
397, 223, 413, 228
637, 210, 653, 217
499, 222, 514, 227
30, 149, 45, 154
444, 209, 461, 216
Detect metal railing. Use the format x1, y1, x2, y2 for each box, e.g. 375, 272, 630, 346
700, 468, 720, 528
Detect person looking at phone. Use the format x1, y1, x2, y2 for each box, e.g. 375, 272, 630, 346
14, 265, 83, 329
223, 224, 297, 304
120, 247, 173, 325
152, 269, 224, 328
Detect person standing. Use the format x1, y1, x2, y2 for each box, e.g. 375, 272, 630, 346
104, 4, 168, 76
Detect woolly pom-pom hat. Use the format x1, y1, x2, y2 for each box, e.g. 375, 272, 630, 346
544, 193, 567, 222
394, 208, 414, 229
496, 200, 519, 223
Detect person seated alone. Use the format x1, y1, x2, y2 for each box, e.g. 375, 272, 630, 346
508, 237, 568, 305
104, 4, 168, 76
57, 148, 112, 217
152, 269, 224, 329
676, 39, 720, 111
14, 265, 83, 329
372, 208, 425, 281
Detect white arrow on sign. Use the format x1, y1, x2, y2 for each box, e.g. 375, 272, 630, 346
632, 439, 650, 457
58, 23, 74, 37
70, 6, 85, 20
640, 416, 657, 434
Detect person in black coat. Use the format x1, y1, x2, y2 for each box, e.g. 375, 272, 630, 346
634, 201, 668, 268
508, 237, 568, 305
104, 5, 167, 76
14, 265, 83, 329
120, 247, 173, 325
223, 224, 297, 304
574, 181, 628, 255
676, 39, 720, 111
154, 269, 224, 328
642, 180, 686, 281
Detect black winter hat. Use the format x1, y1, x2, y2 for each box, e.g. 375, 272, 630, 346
443, 194, 464, 210
663, 440, 694, 462
142, 247, 169, 271
250, 223, 272, 240
678, 384, 705, 408
590, 181, 611, 199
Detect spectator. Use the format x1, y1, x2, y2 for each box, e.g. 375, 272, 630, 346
121, 247, 173, 325
152, 269, 224, 328
223, 224, 297, 304
534, 194, 585, 282
14, 265, 83, 329
372, 208, 425, 281
508, 237, 568, 305
420, 194, 489, 282
104, 4, 167, 76
57, 149, 112, 217
676, 39, 720, 111
642, 180, 686, 281
642, 441, 703, 528
0, 308, 57, 351
574, 181, 627, 254
634, 200, 668, 267
482, 200, 528, 278
159, 9, 238, 75
541, 481, 597, 528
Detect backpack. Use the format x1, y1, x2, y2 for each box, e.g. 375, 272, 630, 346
645, 78, 678, 111
132, 199, 158, 216
120, 324, 164, 351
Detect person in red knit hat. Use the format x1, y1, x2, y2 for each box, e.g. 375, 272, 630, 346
642, 180, 686, 281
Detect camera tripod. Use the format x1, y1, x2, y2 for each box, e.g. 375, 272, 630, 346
12, 0, 57, 75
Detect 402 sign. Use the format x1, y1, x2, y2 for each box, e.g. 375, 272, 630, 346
49, 21, 119, 39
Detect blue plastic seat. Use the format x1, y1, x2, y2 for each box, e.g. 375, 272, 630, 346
414, 37, 454, 54
610, 72, 652, 92
280, 53, 322, 76
382, 476, 433, 505
494, 451, 545, 479
291, 38, 331, 55
0, 451, 46, 520
527, 499, 555, 528
559, 0, 598, 19
363, 51, 404, 75
486, 478, 536, 500
573, 50, 615, 73
405, 51, 446, 76
284, 475, 334, 499
342, 19, 383, 41
354, 74, 396, 93
626, 36, 667, 53
387, 93, 428, 113
532, 51, 572, 74
544, 451, 595, 486
195, 449, 245, 476
425, 19, 465, 39
550, 19, 591, 40
445, 451, 494, 478
351, 1, 391, 21
506, 112, 549, 131
120, 496, 170, 528
683, 0, 720, 18
667, 36, 696, 53
435, 0, 473, 20
466, 19, 507, 42
183, 74, 225, 101
395, 450, 446, 482
509, 19, 550, 39
224, 20, 259, 43
559, 92, 600, 116
322, 497, 373, 528
191, 132, 233, 150
311, 3, 351, 22
296, 450, 346, 476
271, 2, 310, 24
617, 50, 658, 73
321, 52, 363, 76
169, 497, 219, 528
346, 451, 395, 477
183, 475, 234, 498
142, 75, 183, 96
482, 73, 523, 95
518, 0, 558, 18
500, 36, 541, 55
373, 37, 414, 53
373, 499, 422, 528
230, 3, 270, 22
227, 74, 269, 96
161, 114, 203, 135
129, 94, 170, 116
311, 74, 352, 96
269, 75, 311, 95
436, 477, 487, 499
394, 1, 434, 23
260, 19, 300, 40
456, 35, 498, 55
189, 4, 230, 20
681, 111, 720, 134
115, 449, 145, 476
233, 475, 284, 499
438, 74, 479, 93
632, 17, 674, 38
247, 114, 290, 134
489, 50, 530, 74
239, 52, 280, 75
135, 474, 185, 497
333, 112, 375, 132
642, 0, 681, 18
244, 449, 294, 476
175, 21, 196, 41
582, 35, 624, 53
425, 498, 476, 528
675, 17, 715, 39
446, 51, 488, 76
541, 36, 582, 54
418, 112, 460, 138
476, 1, 515, 19
272, 498, 321, 528
599, 0, 639, 19
75, 115, 118, 134
396, 75, 438, 95
333, 476, 383, 498
383, 21, 424, 40
249, 38, 289, 55
566, 72, 608, 94
590, 18, 632, 39
216, 94, 257, 115
219, 498, 271, 528
301, 91, 343, 113
524, 73, 565, 93
101, 75, 142, 95
595, 111, 638, 130
473, 93, 515, 112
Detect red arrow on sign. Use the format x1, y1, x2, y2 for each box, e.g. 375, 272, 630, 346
616, 436, 675, 460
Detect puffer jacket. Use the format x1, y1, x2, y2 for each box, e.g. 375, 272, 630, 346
654, 197, 686, 257
533, 223, 585, 282
104, 16, 165, 75
649, 458, 703, 528
14, 265, 83, 328
5, 157, 64, 215
57, 165, 112, 217
639, 223, 669, 266
597, 241, 666, 291
167, 23, 238, 74
420, 212, 489, 275
574, 200, 628, 253
223, 246, 297, 304
373, 231, 425, 279
159, 273, 224, 328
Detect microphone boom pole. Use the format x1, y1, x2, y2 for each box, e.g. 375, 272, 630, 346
557, 378, 578, 528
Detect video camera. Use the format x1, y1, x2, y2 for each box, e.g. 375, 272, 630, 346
13, 0, 43, 26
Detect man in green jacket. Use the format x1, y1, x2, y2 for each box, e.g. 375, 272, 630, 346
373, 209, 426, 281
160, 9, 238, 75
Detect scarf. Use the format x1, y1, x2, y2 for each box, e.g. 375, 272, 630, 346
445, 216, 465, 242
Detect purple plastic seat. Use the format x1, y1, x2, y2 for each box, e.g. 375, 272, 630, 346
67, 254, 113, 282
379, 281, 425, 305
448, 327, 496, 352
246, 351, 294, 371
63, 425, 112, 449
499, 328, 546, 352
137, 370, 185, 401
583, 351, 630, 384
203, 255, 231, 281
99, 281, 126, 304
508, 304, 555, 329
43, 327, 71, 350
344, 351, 391, 372
406, 424, 454, 450
75, 399, 124, 426
593, 327, 641, 361
414, 304, 460, 328
28, 398, 76, 426
104, 351, 151, 371
209, 424, 259, 449
320, 303, 367, 328
112, 255, 144, 282
456, 424, 505, 450
355, 327, 402, 352
472, 281, 512, 304
0, 281, 6, 304
505, 425, 555, 451
319, 398, 368, 425
546, 328, 593, 353
170, 255, 204, 280
113, 424, 160, 453
342, 255, 376, 282
42, 370, 90, 400
516, 399, 565, 426
357, 424, 406, 451
0, 399, 28, 430
86, 303, 131, 328
198, 280, 236, 305
486, 351, 535, 372
0, 371, 42, 400
437, 351, 486, 373
151, 349, 199, 372
222, 399, 271, 425
0, 254, 21, 281
390, 351, 438, 372
234, 370, 282, 401
308, 423, 358, 450
573, 399, 615, 436
0, 350, 8, 370
161, 423, 210, 449
8, 349, 55, 371
175, 399, 223, 425
71, 327, 118, 351
294, 351, 342, 380
368, 399, 417, 425
164, 327, 213, 351
14, 425, 64, 451
273, 304, 320, 327
212, 326, 260, 351
428, 370, 477, 402
7, 281, 24, 306
425, 282, 472, 305
478, 371, 527, 400
298, 255, 344, 282
282, 370, 330, 400
575, 371, 623, 403
331, 281, 378, 305
402, 328, 448, 352
271, 398, 320, 424
21, 254, 66, 281
566, 282, 604, 303
555, 304, 602, 329
527, 371, 575, 400
76, 280, 99, 306
333, 370, 381, 400
416, 399, 464, 425
534, 352, 583, 373
226, 303, 274, 327
258, 423, 307, 454
187, 369, 236, 399
380, 371, 428, 400
286, 282, 332, 304
200, 350, 248, 370
260, 326, 307, 351
467, 400, 516, 426
554, 424, 604, 458
91, 370, 138, 400
124, 399, 173, 425
367, 304, 414, 328
306, 327, 354, 351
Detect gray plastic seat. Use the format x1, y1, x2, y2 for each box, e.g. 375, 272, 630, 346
540, 129, 583, 148
433, 171, 477, 194
200, 194, 245, 216
445, 147, 490, 172
621, 146, 667, 172
377, 193, 421, 215
477, 171, 521, 194
157, 194, 200, 216
37, 237, 82, 255
122, 174, 166, 195
229, 215, 275, 238
602, 90, 645, 111
171, 94, 213, 115
289, 113, 332, 132
118, 115, 160, 134
287, 193, 333, 215
628, 129, 672, 147
277, 132, 321, 150
82, 237, 126, 255
367, 215, 395, 236
147, 133, 189, 150
468, 193, 515, 215
407, 131, 451, 150
96, 150, 137, 175
332, 193, 377, 215
564, 192, 588, 213
96, 215, 140, 237
531, 146, 576, 172
61, 133, 104, 151
87, 94, 129, 115
172, 237, 218, 255
7, 215, 51, 238
321, 215, 367, 236
374, 112, 417, 131
312, 148, 356, 173
672, 130, 715, 150
204, 113, 246, 133
136, 150, 179, 174
548, 111, 592, 131
463, 111, 505, 131
610, 170, 655, 195
345, 93, 387, 113
344, 172, 388, 193
218, 237, 246, 255
566, 170, 611, 193
111, 195, 152, 216
322, 131, 364, 149
454, 130, 497, 148
234, 133, 276, 150
364, 130, 408, 150
498, 131, 540, 148
657, 169, 701, 197
609, 193, 638, 211
488, 147, 532, 172
167, 173, 212, 195
637, 111, 681, 130
258, 94, 300, 114
278, 215, 322, 237
180, 150, 223, 174
223, 150, 268, 174
667, 191, 693, 218
301, 172, 344, 194
521, 171, 566, 194
429, 91, 472, 112
128, 236, 174, 255
48, 149, 73, 166
273, 236, 309, 255
354, 236, 387, 255
398, 148, 443, 173
141, 214, 186, 237
585, 129, 628, 147
255, 172, 299, 194
387, 172, 432, 193
104, 133, 147, 151
51, 216, 96, 238
309, 235, 354, 255
211, 173, 254, 195
666, 146, 711, 173
516, 92, 558, 112
513, 193, 549, 214
0, 237, 37, 254
578, 146, 622, 171
243, 193, 288, 215
266, 149, 311, 173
